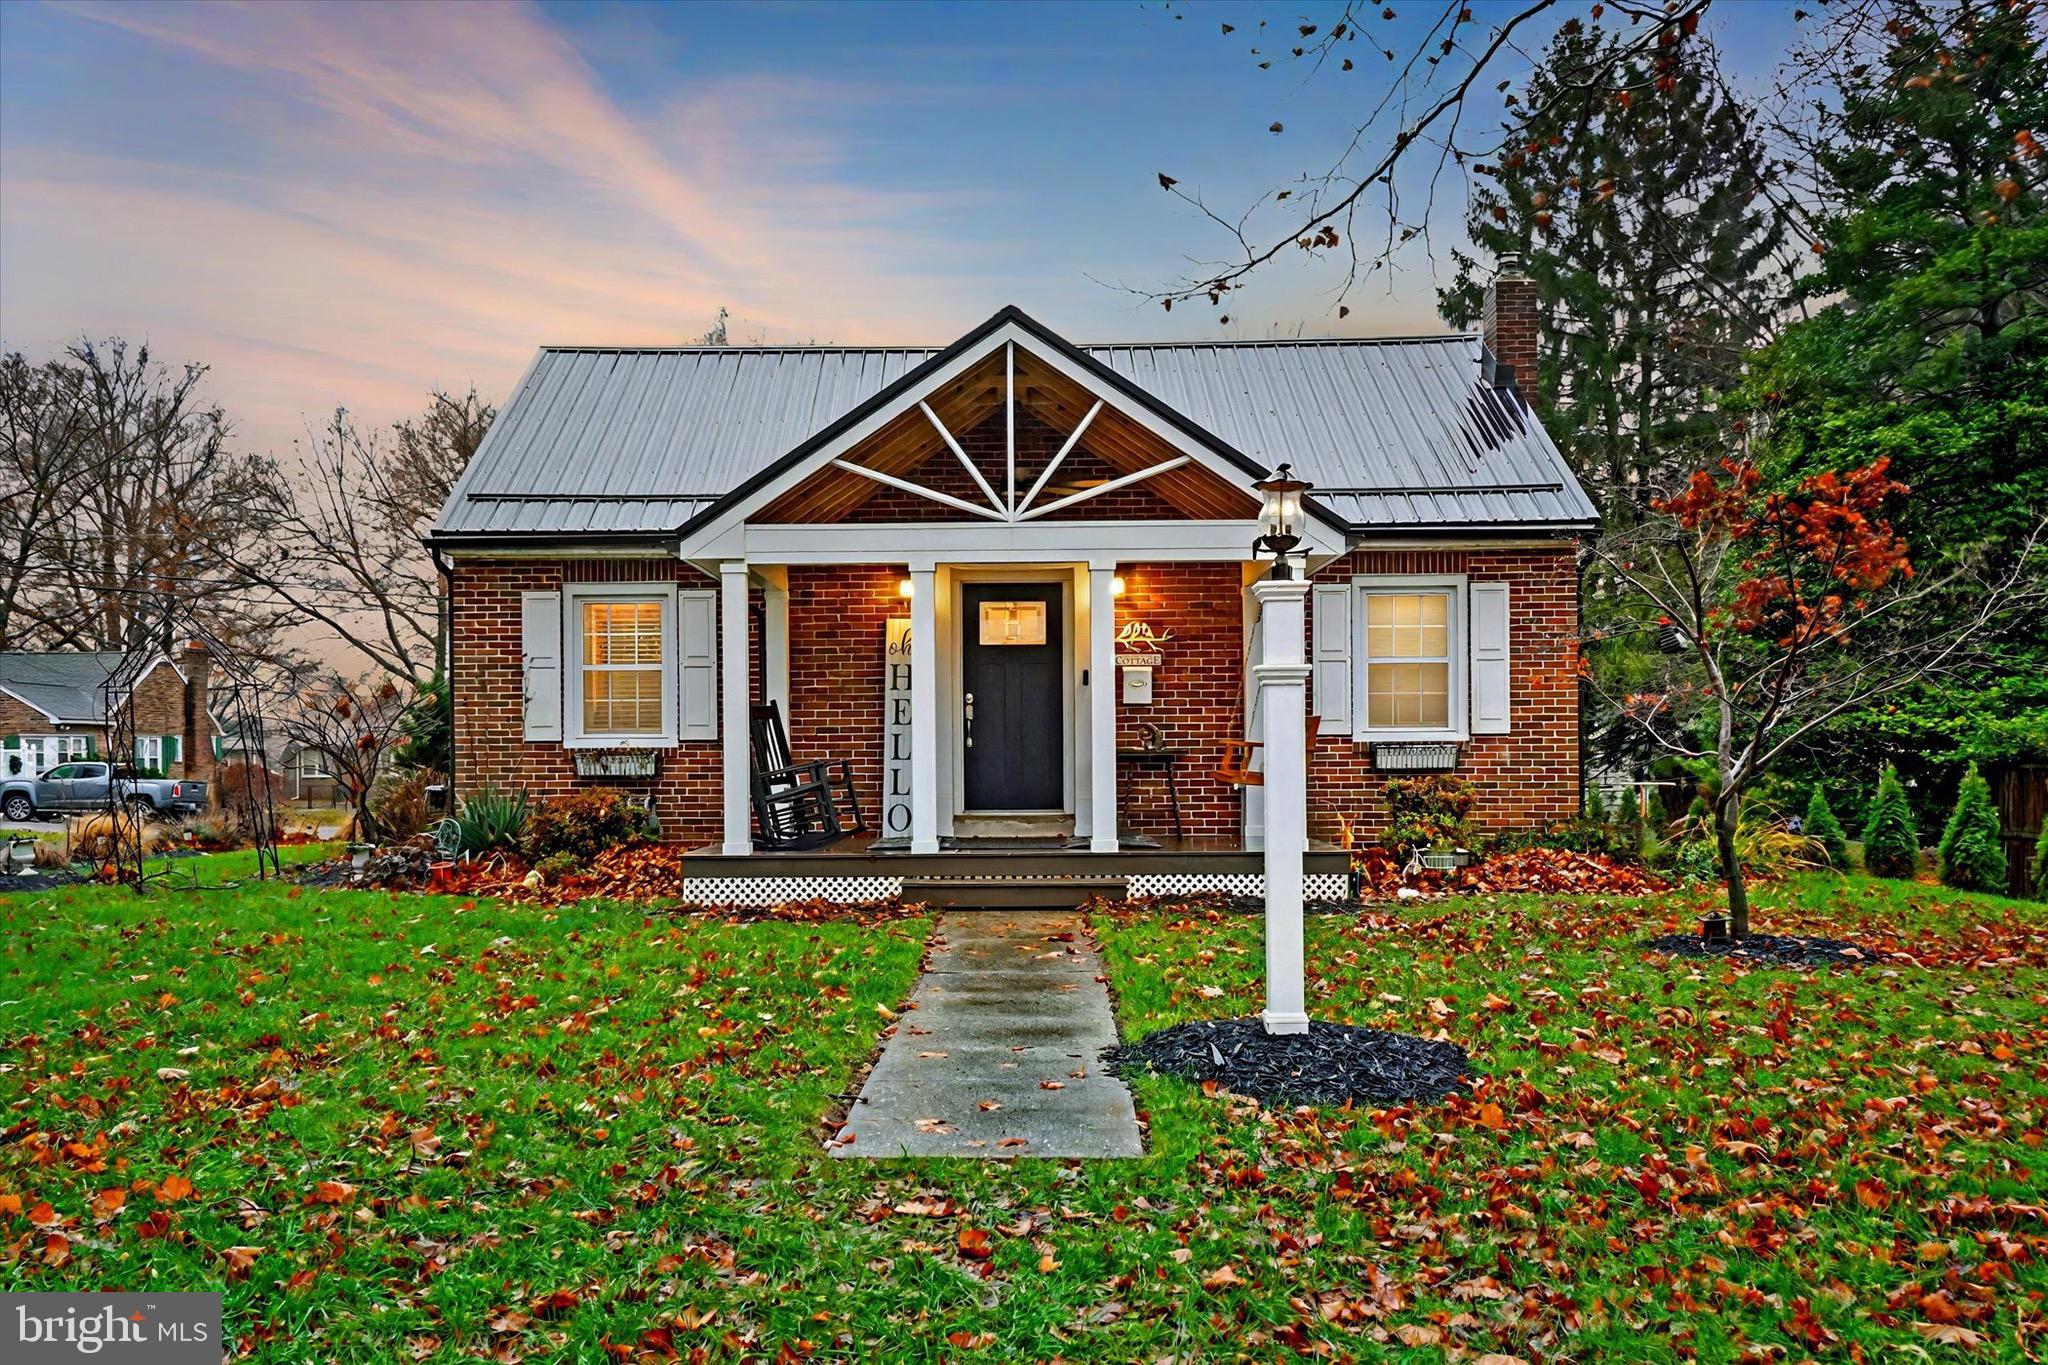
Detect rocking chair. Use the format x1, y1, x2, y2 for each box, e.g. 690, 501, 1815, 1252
1213, 714, 1323, 787
749, 701, 866, 850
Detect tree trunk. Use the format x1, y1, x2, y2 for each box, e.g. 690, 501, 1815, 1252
1715, 791, 1749, 938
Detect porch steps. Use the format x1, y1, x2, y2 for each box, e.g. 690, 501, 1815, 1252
899, 876, 1128, 909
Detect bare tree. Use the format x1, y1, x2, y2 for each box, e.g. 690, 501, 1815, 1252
240, 390, 492, 686
1589, 457, 2044, 934
275, 673, 413, 841
0, 339, 280, 653
0, 353, 96, 644
1146, 0, 1772, 312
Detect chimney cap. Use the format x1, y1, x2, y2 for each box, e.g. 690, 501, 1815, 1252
180, 638, 209, 656
1496, 252, 1527, 278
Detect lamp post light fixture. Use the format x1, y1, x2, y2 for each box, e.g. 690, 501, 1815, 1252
1253, 464, 1312, 579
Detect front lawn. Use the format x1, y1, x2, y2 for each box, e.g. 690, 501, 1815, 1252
3, 863, 2043, 1361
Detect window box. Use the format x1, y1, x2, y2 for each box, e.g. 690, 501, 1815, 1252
1371, 741, 1462, 772
572, 749, 661, 779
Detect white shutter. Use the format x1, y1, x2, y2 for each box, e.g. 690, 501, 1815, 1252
1470, 582, 1511, 734
678, 588, 717, 741
1310, 583, 1353, 735
521, 591, 562, 741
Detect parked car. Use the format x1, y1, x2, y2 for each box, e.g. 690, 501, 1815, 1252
0, 762, 208, 822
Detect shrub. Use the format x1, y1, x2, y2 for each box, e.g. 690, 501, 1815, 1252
1380, 775, 1477, 851
372, 770, 433, 841
1861, 765, 1921, 879
451, 786, 528, 855
1937, 762, 2007, 892
2035, 821, 2048, 903
525, 787, 646, 862
1672, 839, 1722, 885
1492, 817, 1643, 862
212, 760, 284, 838
1803, 787, 1849, 869
534, 851, 582, 882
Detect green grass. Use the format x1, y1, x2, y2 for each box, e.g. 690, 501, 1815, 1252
3, 862, 2043, 1361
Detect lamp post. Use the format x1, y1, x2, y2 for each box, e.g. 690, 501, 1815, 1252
1252, 466, 1313, 1035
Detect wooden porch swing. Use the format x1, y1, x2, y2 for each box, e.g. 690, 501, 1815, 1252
1213, 714, 1322, 787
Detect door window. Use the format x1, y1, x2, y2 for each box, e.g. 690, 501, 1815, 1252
978, 600, 1048, 646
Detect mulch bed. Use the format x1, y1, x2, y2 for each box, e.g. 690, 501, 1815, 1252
1643, 931, 1871, 969
1103, 1016, 1473, 1107
0, 867, 92, 893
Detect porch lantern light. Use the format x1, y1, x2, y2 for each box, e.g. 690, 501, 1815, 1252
1111, 575, 1127, 597
898, 577, 914, 599
1253, 464, 1312, 579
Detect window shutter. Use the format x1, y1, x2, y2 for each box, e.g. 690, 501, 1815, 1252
85, 735, 98, 759
521, 591, 563, 742
1310, 583, 1353, 735
165, 735, 180, 766
677, 589, 717, 741
1470, 582, 1511, 734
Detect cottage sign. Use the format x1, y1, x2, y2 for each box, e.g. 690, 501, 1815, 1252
1114, 620, 1173, 668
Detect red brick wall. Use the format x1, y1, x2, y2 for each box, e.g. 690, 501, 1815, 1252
1112, 562, 1245, 838
448, 546, 1580, 847
450, 558, 727, 845
783, 564, 906, 825
1305, 547, 1580, 840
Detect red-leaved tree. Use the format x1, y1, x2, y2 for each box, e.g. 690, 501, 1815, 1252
1590, 457, 2040, 935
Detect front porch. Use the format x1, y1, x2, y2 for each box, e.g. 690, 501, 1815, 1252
679, 832, 1353, 907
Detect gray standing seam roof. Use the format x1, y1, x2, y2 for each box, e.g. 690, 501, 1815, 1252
0, 651, 131, 723
431, 330, 1596, 541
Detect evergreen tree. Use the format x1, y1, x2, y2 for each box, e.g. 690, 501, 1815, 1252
1937, 762, 2008, 891
1441, 19, 1792, 528
1862, 765, 1922, 879
1803, 786, 1849, 870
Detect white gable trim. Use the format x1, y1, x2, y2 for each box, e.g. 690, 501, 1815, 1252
677, 319, 1348, 561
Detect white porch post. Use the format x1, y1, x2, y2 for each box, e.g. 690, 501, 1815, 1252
909, 566, 940, 854
1088, 563, 1119, 852
720, 560, 752, 855
1252, 576, 1311, 1035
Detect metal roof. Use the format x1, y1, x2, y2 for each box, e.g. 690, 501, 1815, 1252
0, 651, 131, 723
432, 319, 1596, 541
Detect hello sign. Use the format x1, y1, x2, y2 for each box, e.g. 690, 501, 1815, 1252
882, 619, 913, 836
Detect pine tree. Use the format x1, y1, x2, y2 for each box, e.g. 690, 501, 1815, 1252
1441, 20, 1791, 529
1862, 765, 1922, 879
1937, 762, 2008, 892
1803, 787, 1848, 870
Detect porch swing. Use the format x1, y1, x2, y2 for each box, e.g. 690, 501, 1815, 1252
1212, 713, 1322, 787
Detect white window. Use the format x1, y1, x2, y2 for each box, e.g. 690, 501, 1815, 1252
55, 735, 88, 763
1354, 576, 1465, 738
565, 585, 677, 745
297, 749, 330, 779
136, 735, 163, 772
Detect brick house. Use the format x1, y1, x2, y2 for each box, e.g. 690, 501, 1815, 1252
429, 274, 1594, 904
0, 645, 220, 781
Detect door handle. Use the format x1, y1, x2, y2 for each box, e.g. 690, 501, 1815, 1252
963, 692, 974, 749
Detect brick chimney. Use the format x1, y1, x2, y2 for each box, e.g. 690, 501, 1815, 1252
1481, 253, 1540, 406
179, 640, 213, 782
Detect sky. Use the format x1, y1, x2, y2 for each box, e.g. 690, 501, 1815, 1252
0, 0, 1803, 460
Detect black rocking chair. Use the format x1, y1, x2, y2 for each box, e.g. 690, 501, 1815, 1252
749, 701, 866, 850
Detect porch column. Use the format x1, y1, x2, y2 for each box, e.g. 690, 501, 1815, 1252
909, 566, 940, 854
1088, 564, 1119, 853
720, 559, 752, 856
1252, 576, 1311, 1035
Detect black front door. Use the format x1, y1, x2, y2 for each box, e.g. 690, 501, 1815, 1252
962, 582, 1064, 810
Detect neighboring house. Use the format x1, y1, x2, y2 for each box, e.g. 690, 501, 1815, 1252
0, 645, 220, 783
280, 743, 348, 805
428, 275, 1595, 904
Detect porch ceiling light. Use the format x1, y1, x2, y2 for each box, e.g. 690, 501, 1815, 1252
1253, 463, 1312, 580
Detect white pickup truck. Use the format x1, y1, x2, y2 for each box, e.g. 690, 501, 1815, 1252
1, 762, 208, 822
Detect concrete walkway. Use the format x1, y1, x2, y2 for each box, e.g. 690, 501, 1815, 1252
830, 911, 1143, 1159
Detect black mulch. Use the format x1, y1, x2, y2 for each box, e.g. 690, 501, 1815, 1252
1643, 931, 1871, 969
0, 867, 91, 893
1103, 1016, 1472, 1107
